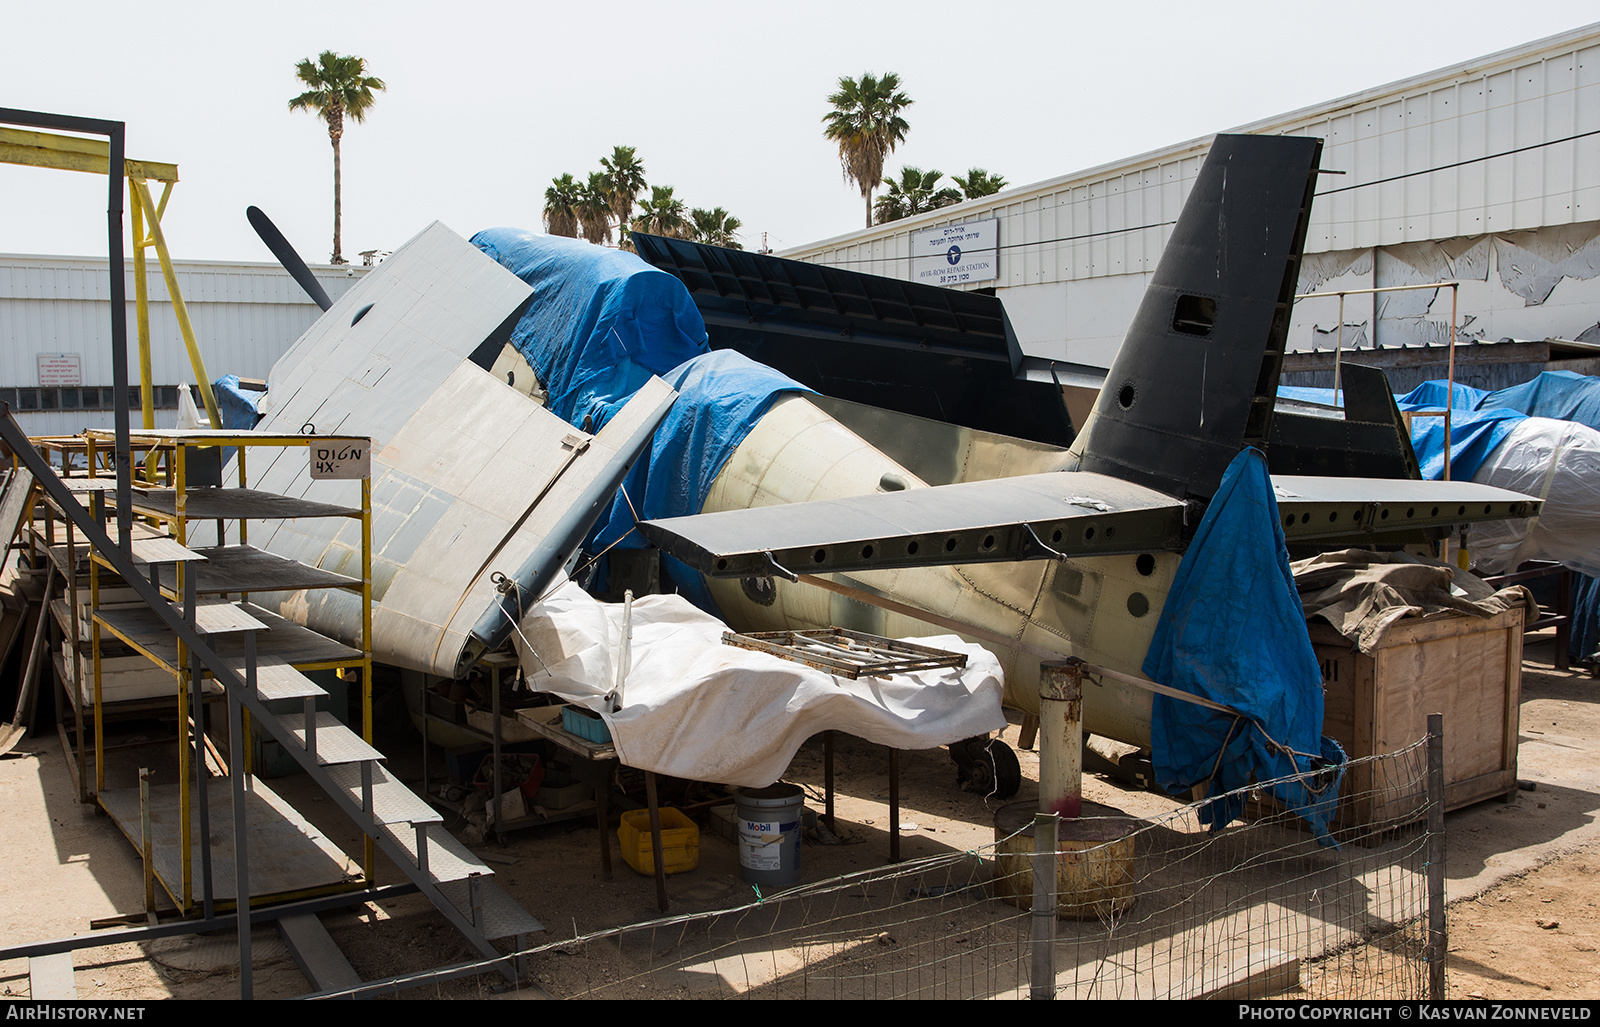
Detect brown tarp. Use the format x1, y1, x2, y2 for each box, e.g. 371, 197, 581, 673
1293, 548, 1533, 653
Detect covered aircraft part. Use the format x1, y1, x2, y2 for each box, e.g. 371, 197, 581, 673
1073, 134, 1323, 502
239, 223, 676, 677
629, 232, 1075, 447
638, 135, 1540, 745
470, 228, 708, 431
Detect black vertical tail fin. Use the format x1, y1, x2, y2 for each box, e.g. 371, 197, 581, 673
1074, 134, 1323, 501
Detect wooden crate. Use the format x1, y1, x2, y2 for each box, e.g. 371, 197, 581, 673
1312, 605, 1524, 830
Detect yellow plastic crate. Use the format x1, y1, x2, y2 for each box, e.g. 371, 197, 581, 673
618, 807, 699, 876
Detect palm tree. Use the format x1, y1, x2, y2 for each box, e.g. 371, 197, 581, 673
632, 186, 691, 239
953, 167, 1008, 200
288, 51, 385, 265
577, 172, 614, 245
822, 72, 912, 228
543, 174, 581, 237
600, 146, 647, 251
873, 167, 961, 223
690, 207, 743, 249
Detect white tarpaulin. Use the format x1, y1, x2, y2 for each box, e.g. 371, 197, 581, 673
1471, 416, 1600, 578
510, 581, 1007, 787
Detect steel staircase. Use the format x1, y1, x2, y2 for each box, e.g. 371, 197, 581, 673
3, 411, 542, 996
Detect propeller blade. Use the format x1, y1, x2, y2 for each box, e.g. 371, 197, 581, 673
246, 205, 333, 311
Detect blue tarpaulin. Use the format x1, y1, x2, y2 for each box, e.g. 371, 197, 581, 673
1143, 447, 1345, 843
1404, 406, 1527, 482
469, 229, 812, 612
471, 228, 710, 431
589, 349, 812, 612
1398, 380, 1490, 412
214, 375, 265, 430
1395, 372, 1600, 481
1477, 369, 1600, 431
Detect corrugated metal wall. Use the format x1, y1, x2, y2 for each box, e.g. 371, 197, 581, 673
784, 25, 1600, 368
0, 255, 366, 435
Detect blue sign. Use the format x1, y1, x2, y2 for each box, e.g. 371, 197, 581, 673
946, 245, 962, 264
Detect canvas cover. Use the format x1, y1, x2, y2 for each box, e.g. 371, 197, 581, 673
511, 580, 1007, 786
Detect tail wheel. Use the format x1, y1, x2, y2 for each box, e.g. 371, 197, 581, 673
959, 738, 1021, 799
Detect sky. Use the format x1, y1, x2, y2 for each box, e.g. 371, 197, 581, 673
3, 2, 1597, 265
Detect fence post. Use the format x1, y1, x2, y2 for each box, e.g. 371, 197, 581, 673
1030, 810, 1057, 1000
1426, 713, 1446, 1001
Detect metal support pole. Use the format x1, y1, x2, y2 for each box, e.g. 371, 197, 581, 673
139, 768, 155, 922
645, 771, 668, 912
1039, 660, 1084, 818
824, 730, 835, 831
888, 748, 901, 863
1426, 712, 1447, 1002
1333, 292, 1345, 403
228, 652, 251, 999
185, 572, 214, 920
1445, 286, 1458, 482
1029, 811, 1058, 1000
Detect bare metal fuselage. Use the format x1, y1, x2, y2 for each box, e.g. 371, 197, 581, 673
700, 393, 1175, 747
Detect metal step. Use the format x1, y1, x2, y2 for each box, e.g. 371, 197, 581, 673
229, 655, 325, 701
127, 536, 206, 565
283, 712, 385, 765
188, 599, 268, 635
28, 952, 76, 999
381, 821, 495, 884
325, 762, 442, 827
436, 876, 545, 941
278, 914, 363, 996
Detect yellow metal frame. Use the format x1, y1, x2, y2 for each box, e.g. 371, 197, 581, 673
0, 127, 220, 430
75, 428, 374, 915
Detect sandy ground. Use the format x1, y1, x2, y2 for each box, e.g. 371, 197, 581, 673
1, 632, 1596, 1001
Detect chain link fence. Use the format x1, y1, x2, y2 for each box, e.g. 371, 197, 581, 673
495, 732, 1441, 1000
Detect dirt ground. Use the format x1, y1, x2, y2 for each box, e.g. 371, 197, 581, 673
1, 631, 1597, 1001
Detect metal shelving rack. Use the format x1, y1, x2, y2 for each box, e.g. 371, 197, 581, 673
78, 427, 374, 915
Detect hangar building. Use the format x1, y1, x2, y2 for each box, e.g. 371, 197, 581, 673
783, 24, 1600, 395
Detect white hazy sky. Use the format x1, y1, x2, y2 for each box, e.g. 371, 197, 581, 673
3, 2, 1597, 265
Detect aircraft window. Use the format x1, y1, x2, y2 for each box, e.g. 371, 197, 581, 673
1118, 384, 1136, 409
1127, 592, 1151, 617
1135, 554, 1155, 576
1172, 294, 1216, 336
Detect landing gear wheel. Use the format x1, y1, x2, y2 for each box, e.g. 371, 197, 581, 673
954, 737, 1021, 799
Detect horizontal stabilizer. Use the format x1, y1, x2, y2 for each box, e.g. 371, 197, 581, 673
639, 471, 1187, 578
1272, 475, 1539, 542
641, 468, 1541, 580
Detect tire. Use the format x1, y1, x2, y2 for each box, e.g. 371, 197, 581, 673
960, 738, 1021, 799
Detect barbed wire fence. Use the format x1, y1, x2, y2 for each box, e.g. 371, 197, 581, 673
484, 727, 1444, 1001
